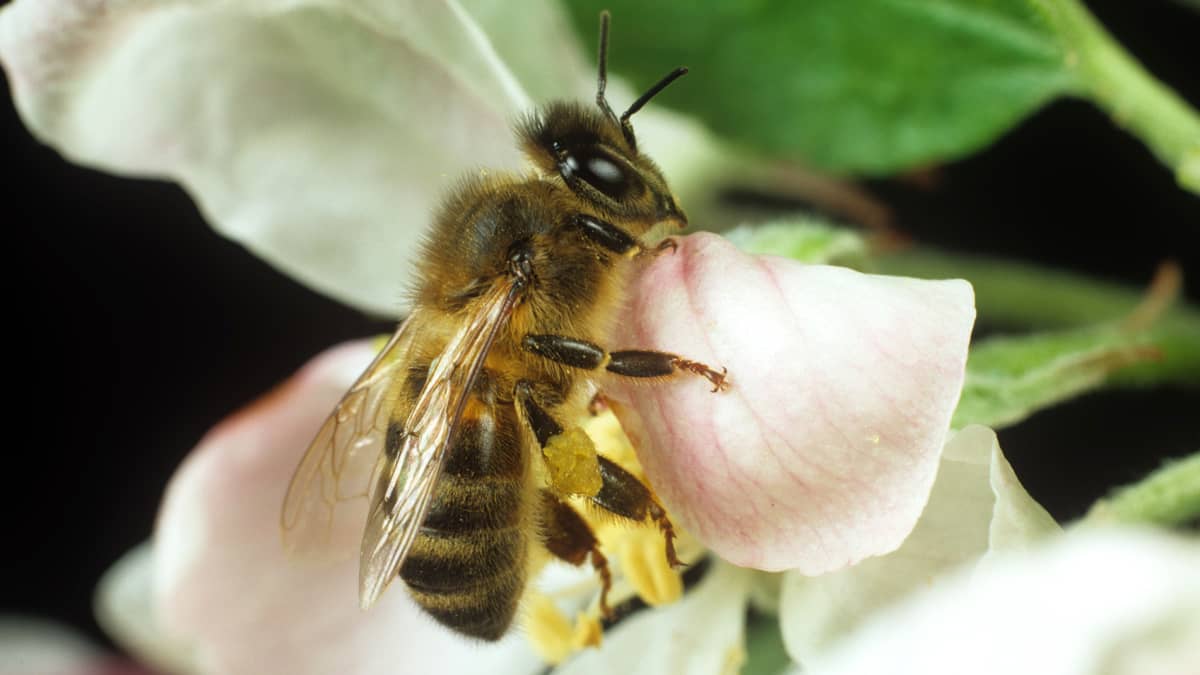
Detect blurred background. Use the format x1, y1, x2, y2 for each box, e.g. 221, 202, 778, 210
2, 0, 1197, 655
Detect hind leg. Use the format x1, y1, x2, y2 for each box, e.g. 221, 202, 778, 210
538, 489, 614, 617
590, 455, 682, 568
520, 383, 680, 570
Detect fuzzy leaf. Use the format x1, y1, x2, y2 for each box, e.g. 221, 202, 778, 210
953, 323, 1165, 429
878, 249, 1200, 428
724, 219, 869, 268
1087, 453, 1200, 527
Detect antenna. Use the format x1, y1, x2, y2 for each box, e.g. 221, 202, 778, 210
621, 67, 689, 124
595, 11, 617, 122
593, 12, 689, 150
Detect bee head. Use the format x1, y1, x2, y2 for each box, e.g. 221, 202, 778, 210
518, 11, 688, 231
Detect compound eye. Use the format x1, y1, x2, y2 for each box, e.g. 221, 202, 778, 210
560, 147, 634, 201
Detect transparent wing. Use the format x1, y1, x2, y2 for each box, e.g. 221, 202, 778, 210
358, 281, 521, 609
280, 315, 425, 561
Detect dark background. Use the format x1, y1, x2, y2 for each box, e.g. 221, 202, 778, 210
2, 0, 1198, 653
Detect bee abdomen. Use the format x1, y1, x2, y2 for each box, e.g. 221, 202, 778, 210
402, 476, 528, 640
403, 520, 527, 640
399, 406, 530, 640
421, 475, 523, 532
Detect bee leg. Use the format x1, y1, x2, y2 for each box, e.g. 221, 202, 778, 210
573, 214, 661, 258
593, 455, 682, 568
517, 383, 680, 597
643, 236, 678, 257
514, 380, 564, 447
539, 489, 614, 619
521, 334, 729, 392
515, 380, 605, 498
606, 351, 728, 392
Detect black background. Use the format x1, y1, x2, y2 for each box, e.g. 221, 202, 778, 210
2, 0, 1198, 652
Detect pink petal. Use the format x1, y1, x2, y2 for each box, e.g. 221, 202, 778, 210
153, 341, 538, 675
608, 233, 975, 573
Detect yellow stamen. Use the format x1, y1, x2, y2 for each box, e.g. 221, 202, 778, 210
523, 593, 606, 664
571, 611, 604, 650
612, 526, 683, 606
523, 593, 574, 665
584, 409, 640, 470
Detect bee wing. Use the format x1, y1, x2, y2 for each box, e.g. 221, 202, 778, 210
358, 280, 522, 609
280, 315, 426, 561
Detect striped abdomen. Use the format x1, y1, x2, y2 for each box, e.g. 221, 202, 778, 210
398, 397, 529, 640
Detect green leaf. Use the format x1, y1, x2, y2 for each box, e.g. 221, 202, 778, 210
953, 324, 1164, 428
877, 248, 1200, 428
1087, 453, 1200, 527
877, 249, 1200, 389
742, 609, 792, 675
724, 218, 869, 267
879, 250, 1152, 328
565, 0, 1080, 173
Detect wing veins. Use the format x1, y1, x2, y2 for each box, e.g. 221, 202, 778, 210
357, 281, 521, 608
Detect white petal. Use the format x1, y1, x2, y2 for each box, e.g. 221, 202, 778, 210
806, 529, 1200, 675
0, 616, 103, 675
555, 562, 752, 675
780, 425, 1058, 660
981, 427, 1060, 557
459, 0, 594, 103
0, 0, 530, 315
94, 543, 198, 674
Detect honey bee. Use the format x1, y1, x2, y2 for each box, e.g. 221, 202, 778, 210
281, 12, 728, 641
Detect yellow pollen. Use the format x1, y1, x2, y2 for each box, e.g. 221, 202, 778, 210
544, 427, 602, 497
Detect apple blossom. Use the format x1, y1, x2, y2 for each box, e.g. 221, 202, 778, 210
3, 0, 978, 671
95, 228, 971, 671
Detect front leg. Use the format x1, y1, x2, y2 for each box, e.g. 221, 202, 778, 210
522, 334, 729, 392
574, 214, 676, 259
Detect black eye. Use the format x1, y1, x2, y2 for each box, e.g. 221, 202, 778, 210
559, 147, 633, 201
